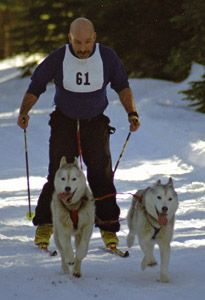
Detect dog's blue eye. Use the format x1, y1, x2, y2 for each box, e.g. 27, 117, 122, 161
61, 177, 66, 181
168, 197, 172, 201
72, 178, 76, 181
157, 196, 162, 200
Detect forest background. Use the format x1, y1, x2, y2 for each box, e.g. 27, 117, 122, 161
0, 0, 205, 112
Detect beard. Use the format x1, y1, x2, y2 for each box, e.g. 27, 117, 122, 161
77, 50, 91, 58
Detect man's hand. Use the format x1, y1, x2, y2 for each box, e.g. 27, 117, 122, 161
17, 114, 30, 129
128, 112, 141, 132
17, 93, 38, 129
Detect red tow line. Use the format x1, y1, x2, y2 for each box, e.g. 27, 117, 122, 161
95, 192, 142, 202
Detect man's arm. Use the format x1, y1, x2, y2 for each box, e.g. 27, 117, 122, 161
118, 87, 141, 132
17, 93, 38, 129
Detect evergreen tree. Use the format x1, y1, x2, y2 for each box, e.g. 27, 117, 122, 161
0, 0, 16, 58
171, 0, 205, 113
10, 0, 78, 55
90, 0, 184, 79
180, 75, 205, 113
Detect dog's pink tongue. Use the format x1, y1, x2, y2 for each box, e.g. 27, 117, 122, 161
58, 193, 71, 202
158, 213, 168, 226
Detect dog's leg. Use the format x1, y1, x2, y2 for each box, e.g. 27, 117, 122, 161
73, 258, 82, 278
53, 227, 70, 274
60, 252, 69, 274
76, 225, 92, 261
63, 233, 75, 265
158, 241, 170, 283
147, 242, 157, 268
57, 228, 75, 274
140, 239, 157, 270
72, 235, 84, 278
72, 235, 82, 278
73, 225, 93, 278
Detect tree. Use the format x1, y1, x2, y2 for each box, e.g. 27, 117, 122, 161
91, 0, 184, 80
180, 75, 205, 113
171, 0, 205, 112
0, 0, 16, 58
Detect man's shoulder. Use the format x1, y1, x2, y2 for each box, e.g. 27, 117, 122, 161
99, 44, 116, 57
39, 45, 66, 67
49, 45, 66, 58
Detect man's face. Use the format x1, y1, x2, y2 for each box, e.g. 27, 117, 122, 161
69, 30, 96, 59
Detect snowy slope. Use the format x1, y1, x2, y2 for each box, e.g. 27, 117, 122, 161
0, 59, 205, 300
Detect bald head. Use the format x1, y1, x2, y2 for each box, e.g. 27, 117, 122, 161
70, 18, 95, 36
68, 18, 96, 59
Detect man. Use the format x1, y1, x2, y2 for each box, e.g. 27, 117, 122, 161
17, 18, 140, 250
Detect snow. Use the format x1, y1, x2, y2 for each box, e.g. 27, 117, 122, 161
0, 58, 205, 300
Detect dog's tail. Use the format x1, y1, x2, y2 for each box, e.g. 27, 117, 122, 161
127, 207, 136, 247
127, 190, 145, 248
127, 232, 135, 248
126, 193, 139, 248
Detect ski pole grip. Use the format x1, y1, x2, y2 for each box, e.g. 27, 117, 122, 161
22, 116, 27, 125
21, 115, 29, 128
128, 112, 139, 126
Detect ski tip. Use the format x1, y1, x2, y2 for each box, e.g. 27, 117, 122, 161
50, 250, 58, 256
123, 250, 129, 257
99, 246, 129, 258
37, 245, 58, 256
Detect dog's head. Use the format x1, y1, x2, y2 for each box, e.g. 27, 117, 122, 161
144, 178, 178, 226
54, 156, 86, 205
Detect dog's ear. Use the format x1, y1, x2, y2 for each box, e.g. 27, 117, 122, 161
155, 179, 161, 186
167, 177, 173, 187
73, 157, 79, 168
152, 179, 161, 189
60, 156, 67, 167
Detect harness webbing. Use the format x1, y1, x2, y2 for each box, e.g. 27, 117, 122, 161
76, 119, 83, 170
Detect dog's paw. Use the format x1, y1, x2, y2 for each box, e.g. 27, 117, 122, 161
158, 273, 170, 283
147, 260, 157, 268
65, 254, 75, 265
73, 271, 82, 278
141, 255, 157, 270
68, 260, 75, 265
72, 258, 82, 278
61, 264, 69, 274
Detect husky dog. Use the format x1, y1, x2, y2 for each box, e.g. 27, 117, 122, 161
51, 156, 95, 277
127, 178, 178, 283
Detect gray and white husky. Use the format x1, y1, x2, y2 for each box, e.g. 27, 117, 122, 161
127, 178, 178, 283
51, 156, 95, 277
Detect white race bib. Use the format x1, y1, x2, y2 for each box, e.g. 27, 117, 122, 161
63, 43, 104, 93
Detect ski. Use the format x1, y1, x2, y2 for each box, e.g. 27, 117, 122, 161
99, 246, 129, 258
37, 245, 58, 256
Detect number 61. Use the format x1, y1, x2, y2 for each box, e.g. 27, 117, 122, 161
76, 72, 90, 85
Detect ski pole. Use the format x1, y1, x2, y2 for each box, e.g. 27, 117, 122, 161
23, 128, 35, 221
113, 131, 131, 174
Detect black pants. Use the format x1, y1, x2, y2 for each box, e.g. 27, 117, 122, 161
33, 109, 120, 232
